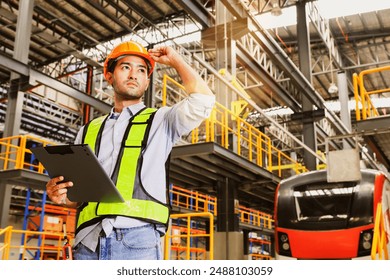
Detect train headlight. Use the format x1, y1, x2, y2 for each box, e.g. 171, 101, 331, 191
282, 242, 290, 250
358, 229, 373, 257
362, 241, 371, 250
362, 232, 372, 250
363, 232, 372, 241
278, 233, 292, 257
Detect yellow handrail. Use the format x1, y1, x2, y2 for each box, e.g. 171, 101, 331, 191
207, 103, 307, 176
0, 227, 67, 260
353, 66, 390, 121
198, 103, 308, 176
161, 74, 309, 177
170, 185, 217, 215
170, 185, 274, 229
164, 212, 214, 260
162, 74, 186, 107
0, 135, 22, 170
0, 226, 13, 260
371, 203, 389, 260
239, 205, 274, 230
0, 135, 55, 173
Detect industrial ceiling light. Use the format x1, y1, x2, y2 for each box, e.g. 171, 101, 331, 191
271, 1, 282, 16
328, 50, 338, 94
328, 82, 338, 94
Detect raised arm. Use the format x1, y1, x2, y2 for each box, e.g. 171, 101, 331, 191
148, 46, 214, 96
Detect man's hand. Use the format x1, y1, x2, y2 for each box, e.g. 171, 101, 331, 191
148, 46, 214, 96
46, 176, 77, 208
148, 46, 182, 68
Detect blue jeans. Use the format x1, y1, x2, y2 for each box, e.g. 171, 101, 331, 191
73, 224, 162, 260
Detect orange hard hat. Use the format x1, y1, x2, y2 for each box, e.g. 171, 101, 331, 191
103, 41, 155, 78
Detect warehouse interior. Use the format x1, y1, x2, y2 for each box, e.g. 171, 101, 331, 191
0, 0, 390, 260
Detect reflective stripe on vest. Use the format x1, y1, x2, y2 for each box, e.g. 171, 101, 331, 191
83, 115, 106, 151
76, 108, 170, 230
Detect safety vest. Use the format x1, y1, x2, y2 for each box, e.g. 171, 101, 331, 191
76, 107, 170, 232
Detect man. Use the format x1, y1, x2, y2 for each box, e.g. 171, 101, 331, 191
45, 41, 215, 260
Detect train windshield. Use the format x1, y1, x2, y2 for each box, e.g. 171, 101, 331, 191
277, 181, 374, 230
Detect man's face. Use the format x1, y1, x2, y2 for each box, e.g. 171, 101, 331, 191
106, 55, 150, 101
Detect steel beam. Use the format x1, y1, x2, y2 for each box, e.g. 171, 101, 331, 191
175, 0, 214, 28
0, 53, 111, 114
297, 1, 317, 170
236, 46, 301, 112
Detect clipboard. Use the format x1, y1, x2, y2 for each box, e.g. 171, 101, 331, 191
30, 144, 124, 203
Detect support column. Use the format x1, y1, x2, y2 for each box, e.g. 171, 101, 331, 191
242, 229, 250, 257
214, 179, 243, 259
215, 0, 236, 107
214, 0, 239, 154
296, 1, 317, 170
290, 151, 298, 176
82, 66, 94, 124
337, 71, 353, 149
0, 0, 34, 229
216, 179, 239, 232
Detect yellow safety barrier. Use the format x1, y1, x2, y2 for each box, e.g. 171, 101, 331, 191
371, 203, 389, 260
162, 74, 187, 107
239, 206, 274, 230
170, 185, 217, 215
195, 103, 308, 176
0, 134, 55, 173
353, 66, 390, 121
0, 226, 68, 260
170, 185, 274, 229
164, 212, 214, 260
0, 226, 12, 260
219, 68, 250, 119
161, 74, 308, 177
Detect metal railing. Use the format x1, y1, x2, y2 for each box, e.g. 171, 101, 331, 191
170, 185, 217, 215
195, 103, 308, 176
371, 203, 389, 260
353, 66, 390, 121
164, 212, 214, 260
239, 206, 273, 230
0, 226, 66, 260
0, 226, 12, 260
161, 74, 308, 177
0, 135, 55, 173
193, 96, 308, 177
170, 185, 274, 230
